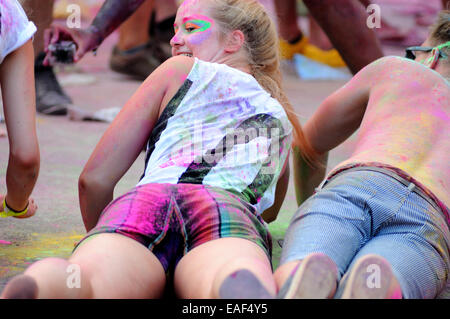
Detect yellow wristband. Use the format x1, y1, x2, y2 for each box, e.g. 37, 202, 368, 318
0, 198, 28, 218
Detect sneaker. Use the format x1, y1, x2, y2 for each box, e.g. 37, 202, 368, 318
279, 36, 346, 68
109, 41, 170, 80
277, 253, 338, 299
340, 254, 399, 299
219, 269, 275, 299
35, 52, 71, 115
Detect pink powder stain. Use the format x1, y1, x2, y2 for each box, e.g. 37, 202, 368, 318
389, 288, 403, 299
0, 240, 12, 245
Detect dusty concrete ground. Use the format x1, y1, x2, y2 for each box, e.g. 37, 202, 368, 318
0, 25, 404, 294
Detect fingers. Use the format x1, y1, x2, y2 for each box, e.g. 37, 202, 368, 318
43, 26, 61, 66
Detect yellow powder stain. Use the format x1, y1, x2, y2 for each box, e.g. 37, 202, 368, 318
0, 232, 84, 279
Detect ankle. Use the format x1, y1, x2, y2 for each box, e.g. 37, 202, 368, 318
280, 29, 304, 44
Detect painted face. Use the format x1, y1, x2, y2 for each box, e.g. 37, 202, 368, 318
170, 0, 224, 61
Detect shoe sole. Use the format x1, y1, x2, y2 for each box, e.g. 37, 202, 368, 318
278, 253, 338, 299
219, 269, 274, 299
341, 255, 394, 299
37, 104, 68, 116
2, 275, 38, 299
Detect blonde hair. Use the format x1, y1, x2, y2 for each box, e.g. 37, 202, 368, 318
429, 10, 450, 60
207, 0, 319, 165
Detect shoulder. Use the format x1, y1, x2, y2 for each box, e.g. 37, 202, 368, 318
347, 56, 421, 88
154, 55, 195, 79
360, 55, 430, 78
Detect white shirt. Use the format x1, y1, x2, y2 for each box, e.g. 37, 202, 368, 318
138, 58, 292, 214
0, 0, 36, 64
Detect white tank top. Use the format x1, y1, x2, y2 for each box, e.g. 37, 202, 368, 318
0, 0, 36, 64
137, 58, 292, 214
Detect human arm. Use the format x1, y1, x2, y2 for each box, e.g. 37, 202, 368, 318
261, 158, 290, 223
0, 40, 40, 216
293, 62, 376, 205
44, 0, 147, 64
293, 146, 327, 206
78, 56, 192, 231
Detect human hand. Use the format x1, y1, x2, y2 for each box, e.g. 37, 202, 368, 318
43, 25, 101, 65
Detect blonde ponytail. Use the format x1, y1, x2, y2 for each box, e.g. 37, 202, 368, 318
210, 0, 320, 166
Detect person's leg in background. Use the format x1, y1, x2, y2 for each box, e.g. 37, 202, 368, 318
443, 0, 450, 9
275, 0, 346, 68
302, 0, 384, 74
109, 0, 177, 80
19, 0, 71, 115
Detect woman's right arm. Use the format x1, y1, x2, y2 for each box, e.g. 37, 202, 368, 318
79, 56, 193, 231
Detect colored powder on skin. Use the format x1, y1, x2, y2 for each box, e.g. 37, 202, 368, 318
182, 17, 214, 45
0, 240, 12, 245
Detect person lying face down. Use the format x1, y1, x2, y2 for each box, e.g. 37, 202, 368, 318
276, 10, 450, 299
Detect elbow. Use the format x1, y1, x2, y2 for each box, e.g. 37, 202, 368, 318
264, 214, 277, 224
78, 170, 111, 195
261, 209, 278, 224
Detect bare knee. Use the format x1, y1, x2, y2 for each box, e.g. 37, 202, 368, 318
24, 257, 92, 298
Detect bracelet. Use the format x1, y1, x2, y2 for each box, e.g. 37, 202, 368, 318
0, 198, 28, 218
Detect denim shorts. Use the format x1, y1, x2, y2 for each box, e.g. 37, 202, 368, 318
280, 168, 450, 299
75, 183, 272, 274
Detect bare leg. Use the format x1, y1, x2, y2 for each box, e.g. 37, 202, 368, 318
303, 0, 384, 74
308, 17, 333, 50
117, 0, 154, 51
274, 0, 303, 42
1, 234, 166, 299
154, 0, 177, 22
110, 0, 171, 79
174, 238, 276, 298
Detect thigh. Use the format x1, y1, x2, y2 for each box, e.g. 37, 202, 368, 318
280, 187, 371, 280
173, 238, 275, 298
71, 233, 166, 299
345, 192, 450, 299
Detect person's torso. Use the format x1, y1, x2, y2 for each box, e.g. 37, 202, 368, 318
333, 56, 450, 207
138, 58, 293, 214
